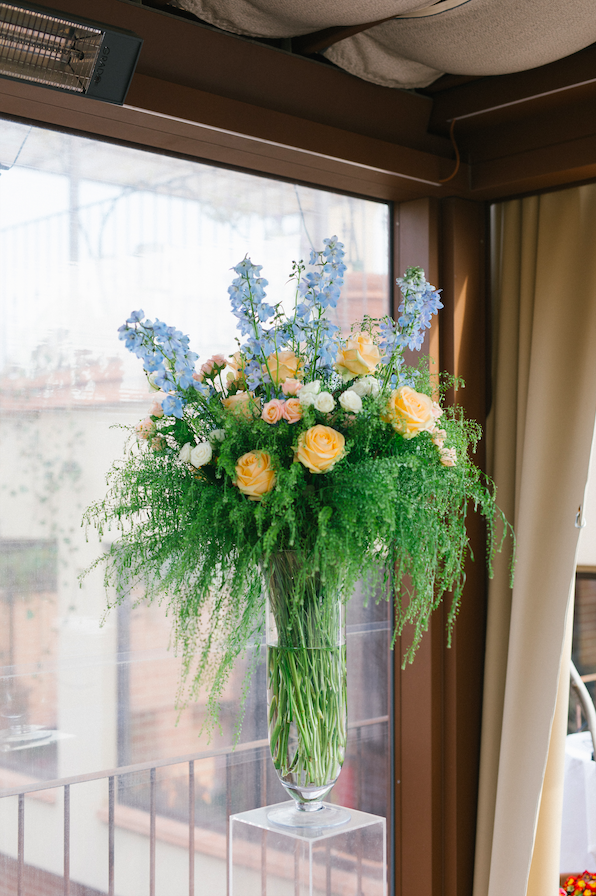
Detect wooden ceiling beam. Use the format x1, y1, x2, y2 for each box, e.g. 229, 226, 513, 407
469, 132, 596, 199
429, 43, 596, 134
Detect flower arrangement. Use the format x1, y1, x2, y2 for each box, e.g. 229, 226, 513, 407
85, 236, 509, 736
561, 872, 596, 895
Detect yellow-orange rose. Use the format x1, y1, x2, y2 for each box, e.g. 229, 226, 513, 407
334, 334, 380, 381
294, 425, 345, 474
265, 350, 303, 385
227, 351, 247, 388
234, 451, 276, 500
383, 386, 434, 439
222, 391, 259, 418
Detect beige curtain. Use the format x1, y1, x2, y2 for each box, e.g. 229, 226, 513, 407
473, 186, 596, 896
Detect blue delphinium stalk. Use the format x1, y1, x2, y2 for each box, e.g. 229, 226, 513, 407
118, 312, 206, 418
396, 267, 443, 351
291, 236, 345, 378
379, 266, 443, 389
227, 258, 279, 392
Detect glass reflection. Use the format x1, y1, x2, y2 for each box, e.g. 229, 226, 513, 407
0, 117, 390, 895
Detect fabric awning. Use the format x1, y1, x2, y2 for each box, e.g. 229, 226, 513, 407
171, 0, 596, 90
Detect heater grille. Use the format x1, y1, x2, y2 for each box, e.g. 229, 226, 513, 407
0, 3, 103, 93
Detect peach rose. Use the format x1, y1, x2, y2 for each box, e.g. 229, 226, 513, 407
262, 399, 285, 424
148, 396, 164, 418
281, 378, 303, 396
294, 425, 345, 474
283, 398, 302, 424
383, 386, 434, 439
234, 450, 276, 500
265, 350, 302, 385
335, 334, 381, 381
439, 447, 457, 467
431, 427, 447, 448
135, 417, 155, 440
222, 391, 259, 418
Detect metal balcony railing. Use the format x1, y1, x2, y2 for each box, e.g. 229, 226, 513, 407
0, 715, 389, 896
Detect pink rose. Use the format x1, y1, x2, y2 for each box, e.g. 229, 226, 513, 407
262, 399, 285, 424
282, 398, 302, 424
148, 397, 164, 418
201, 354, 227, 378
281, 378, 303, 396
135, 417, 155, 440
439, 447, 457, 467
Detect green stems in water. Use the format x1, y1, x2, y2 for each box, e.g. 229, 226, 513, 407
267, 643, 347, 787
265, 552, 347, 797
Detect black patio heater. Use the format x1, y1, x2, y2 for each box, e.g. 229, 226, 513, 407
0, 1, 142, 104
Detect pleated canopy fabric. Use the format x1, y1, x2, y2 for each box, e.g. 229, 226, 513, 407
170, 0, 430, 38
172, 0, 596, 89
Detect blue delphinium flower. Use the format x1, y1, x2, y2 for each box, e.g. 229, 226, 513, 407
288, 236, 345, 375
395, 267, 443, 352
227, 257, 279, 390
118, 312, 203, 415
377, 267, 443, 389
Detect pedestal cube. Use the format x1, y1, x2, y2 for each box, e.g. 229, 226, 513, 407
229, 801, 386, 896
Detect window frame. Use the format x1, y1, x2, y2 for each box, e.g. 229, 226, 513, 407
0, 17, 490, 891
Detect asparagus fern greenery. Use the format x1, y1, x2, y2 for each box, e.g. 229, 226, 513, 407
83, 237, 512, 731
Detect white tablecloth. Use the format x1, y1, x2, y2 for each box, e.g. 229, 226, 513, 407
561, 731, 596, 873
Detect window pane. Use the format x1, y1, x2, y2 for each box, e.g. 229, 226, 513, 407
0, 117, 390, 895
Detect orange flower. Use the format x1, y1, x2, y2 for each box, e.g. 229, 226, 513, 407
294, 425, 345, 474
283, 398, 303, 424
382, 386, 434, 439
227, 351, 247, 388
222, 391, 259, 418
335, 334, 380, 381
265, 350, 302, 386
234, 451, 276, 500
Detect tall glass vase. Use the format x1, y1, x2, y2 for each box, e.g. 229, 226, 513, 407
264, 552, 350, 828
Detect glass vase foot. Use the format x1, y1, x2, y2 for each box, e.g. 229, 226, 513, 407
266, 801, 351, 829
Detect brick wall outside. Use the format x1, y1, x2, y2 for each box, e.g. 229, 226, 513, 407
0, 855, 103, 896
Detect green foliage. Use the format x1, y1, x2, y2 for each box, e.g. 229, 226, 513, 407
83, 359, 512, 734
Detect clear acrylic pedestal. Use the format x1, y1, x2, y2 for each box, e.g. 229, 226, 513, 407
229, 801, 387, 896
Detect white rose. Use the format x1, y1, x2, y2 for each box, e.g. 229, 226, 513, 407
350, 376, 380, 398
367, 377, 380, 398
190, 442, 213, 467
298, 392, 316, 408
314, 392, 335, 413
208, 429, 226, 444
179, 442, 193, 463
339, 390, 363, 413
298, 380, 322, 407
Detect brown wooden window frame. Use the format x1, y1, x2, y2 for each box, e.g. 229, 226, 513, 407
0, 7, 490, 890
